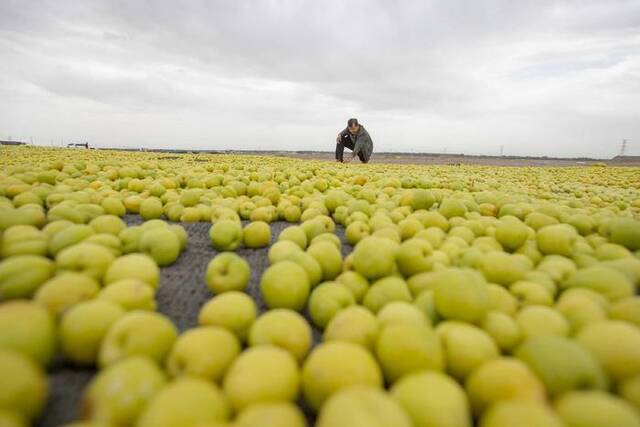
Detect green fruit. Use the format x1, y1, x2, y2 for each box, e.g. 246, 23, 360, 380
101, 197, 126, 217
139, 227, 181, 266
137, 378, 230, 427
516, 306, 570, 340
363, 277, 412, 314
323, 306, 380, 351
0, 300, 55, 366
283, 251, 323, 287
99, 311, 178, 367
563, 265, 634, 301
465, 357, 545, 416
48, 224, 95, 256
302, 341, 383, 411
396, 238, 434, 277
81, 356, 166, 425
260, 261, 310, 311
515, 335, 609, 397
311, 233, 341, 251
98, 279, 156, 311
209, 220, 243, 251
139, 197, 164, 220
479, 400, 563, 427
56, 242, 116, 282
335, 271, 369, 303
414, 289, 440, 325
0, 255, 55, 300
0, 225, 47, 257
509, 281, 553, 306
480, 311, 522, 352
307, 241, 343, 281
268, 240, 302, 264
555, 290, 607, 333
0, 349, 48, 420
618, 374, 640, 411
317, 386, 412, 427
84, 233, 122, 256
480, 252, 529, 286
242, 221, 271, 248
375, 324, 444, 383
433, 268, 490, 323
436, 321, 499, 380
352, 237, 398, 281
576, 320, 640, 381
609, 218, 640, 251
391, 371, 471, 427
554, 390, 640, 427
206, 253, 250, 294
609, 296, 640, 327
248, 309, 311, 363
235, 402, 306, 427
309, 282, 355, 329
0, 410, 26, 427
119, 226, 144, 254
199, 291, 257, 342
277, 226, 308, 249
60, 300, 125, 365
536, 224, 577, 257
487, 284, 519, 316
89, 215, 126, 235
34, 272, 100, 317
377, 301, 429, 329
166, 326, 240, 382
104, 253, 160, 289
439, 198, 467, 219
223, 346, 299, 411
494, 220, 529, 251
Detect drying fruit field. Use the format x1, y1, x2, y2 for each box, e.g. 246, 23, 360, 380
1, 145, 640, 427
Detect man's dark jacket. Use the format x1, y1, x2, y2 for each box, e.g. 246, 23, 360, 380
339, 125, 373, 161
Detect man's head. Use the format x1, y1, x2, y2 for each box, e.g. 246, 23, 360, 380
347, 118, 360, 135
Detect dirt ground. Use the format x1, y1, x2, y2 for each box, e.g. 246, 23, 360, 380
40, 216, 350, 427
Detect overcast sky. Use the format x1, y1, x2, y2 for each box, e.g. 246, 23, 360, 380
1, 1, 639, 157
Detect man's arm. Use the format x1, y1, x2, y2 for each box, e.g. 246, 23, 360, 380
336, 128, 348, 143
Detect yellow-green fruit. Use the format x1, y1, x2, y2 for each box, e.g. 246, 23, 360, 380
139, 227, 181, 266
509, 280, 553, 306
206, 253, 250, 294
335, 271, 369, 303
119, 226, 144, 254
0, 349, 48, 420
137, 378, 230, 427
248, 309, 311, 363
199, 292, 257, 342
84, 233, 122, 256
260, 261, 310, 311
396, 238, 434, 277
363, 277, 412, 314
0, 300, 55, 366
302, 341, 383, 411
439, 198, 467, 219
352, 237, 398, 281
563, 266, 634, 301
139, 197, 164, 220
81, 356, 166, 425
375, 323, 444, 383
436, 321, 499, 380
0, 225, 47, 257
235, 402, 306, 427
0, 410, 26, 427
223, 346, 299, 411
209, 220, 243, 251
515, 336, 609, 397
536, 224, 577, 257
494, 220, 529, 251
324, 306, 380, 351
576, 320, 640, 381
433, 268, 490, 323
56, 242, 116, 282
608, 218, 640, 251
479, 400, 564, 427
465, 357, 546, 416
0, 255, 55, 300
277, 226, 308, 249
98, 279, 156, 311
554, 390, 640, 427
101, 197, 126, 217
268, 240, 302, 264
391, 371, 471, 427
166, 326, 240, 382
34, 272, 100, 317
414, 289, 440, 325
516, 306, 570, 340
480, 251, 529, 286
99, 311, 178, 368
618, 374, 640, 411
242, 221, 271, 248
48, 224, 95, 256
307, 241, 343, 281
89, 215, 126, 236
309, 282, 355, 329
480, 311, 522, 352
345, 221, 371, 246
60, 300, 125, 366
104, 253, 160, 289
609, 296, 640, 327
317, 386, 412, 427
555, 290, 607, 333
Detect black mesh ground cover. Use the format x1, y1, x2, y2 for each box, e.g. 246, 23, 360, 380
39, 215, 352, 427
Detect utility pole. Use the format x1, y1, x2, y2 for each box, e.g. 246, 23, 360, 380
620, 139, 628, 156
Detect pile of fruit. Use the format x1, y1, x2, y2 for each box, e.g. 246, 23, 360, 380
1, 145, 640, 427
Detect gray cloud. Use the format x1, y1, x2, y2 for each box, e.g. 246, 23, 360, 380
0, 0, 639, 157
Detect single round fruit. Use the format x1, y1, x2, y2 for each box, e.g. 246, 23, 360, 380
260, 261, 310, 311
205, 253, 250, 294
209, 220, 243, 251
433, 268, 490, 323
198, 291, 257, 342
0, 349, 48, 420
104, 253, 160, 289
362, 277, 412, 314
554, 390, 640, 427
0, 300, 56, 366
98, 279, 156, 311
248, 309, 312, 363
324, 306, 380, 351
308, 282, 355, 329
138, 227, 181, 266
242, 221, 271, 248
235, 402, 306, 427
352, 236, 398, 281
479, 400, 563, 427
34, 272, 101, 317
436, 321, 499, 380
0, 255, 55, 300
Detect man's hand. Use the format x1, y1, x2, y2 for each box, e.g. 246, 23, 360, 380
343, 156, 353, 163
336, 133, 342, 144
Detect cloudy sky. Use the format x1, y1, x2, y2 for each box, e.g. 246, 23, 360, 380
1, 0, 639, 157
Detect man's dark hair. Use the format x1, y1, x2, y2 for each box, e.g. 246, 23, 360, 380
347, 118, 359, 127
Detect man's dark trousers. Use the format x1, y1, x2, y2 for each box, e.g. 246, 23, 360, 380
335, 134, 369, 163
